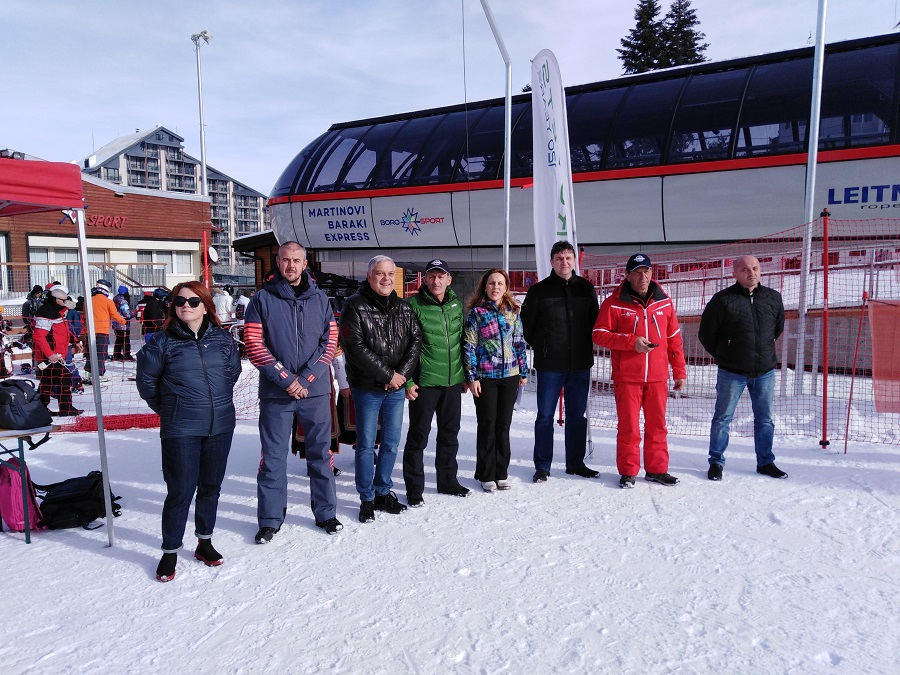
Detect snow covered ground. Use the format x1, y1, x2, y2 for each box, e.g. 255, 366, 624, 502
1, 390, 898, 674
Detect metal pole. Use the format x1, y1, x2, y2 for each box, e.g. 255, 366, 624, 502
794, 0, 828, 394
191, 31, 211, 197
76, 209, 115, 547
819, 208, 830, 449
203, 229, 210, 289
844, 291, 867, 454
479, 0, 511, 272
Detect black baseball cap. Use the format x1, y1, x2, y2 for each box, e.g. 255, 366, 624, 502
424, 258, 451, 274
626, 253, 652, 273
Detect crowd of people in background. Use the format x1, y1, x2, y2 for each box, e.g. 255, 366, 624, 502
15, 281, 251, 412
9, 240, 790, 583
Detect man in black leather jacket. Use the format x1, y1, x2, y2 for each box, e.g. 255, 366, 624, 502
699, 254, 788, 481
340, 255, 422, 523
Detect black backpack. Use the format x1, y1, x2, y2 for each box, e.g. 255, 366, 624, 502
0, 379, 53, 448
35, 471, 122, 530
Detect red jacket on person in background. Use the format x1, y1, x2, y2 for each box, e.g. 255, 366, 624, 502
33, 303, 71, 362
592, 280, 687, 384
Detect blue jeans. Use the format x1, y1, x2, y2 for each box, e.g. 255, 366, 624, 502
709, 368, 776, 468
352, 387, 405, 502
160, 431, 233, 552
533, 368, 591, 472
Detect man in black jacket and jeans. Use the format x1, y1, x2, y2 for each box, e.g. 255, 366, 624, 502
521, 240, 600, 483
699, 254, 788, 481
340, 256, 422, 523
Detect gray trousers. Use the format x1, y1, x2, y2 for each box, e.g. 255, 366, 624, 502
257, 394, 337, 526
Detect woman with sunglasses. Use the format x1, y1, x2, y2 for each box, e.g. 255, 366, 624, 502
137, 281, 241, 582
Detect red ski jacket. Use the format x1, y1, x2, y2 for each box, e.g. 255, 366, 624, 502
592, 280, 687, 384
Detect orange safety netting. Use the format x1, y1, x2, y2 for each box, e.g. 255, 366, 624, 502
868, 299, 900, 414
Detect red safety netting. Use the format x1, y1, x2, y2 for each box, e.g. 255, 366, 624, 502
579, 216, 900, 446
0, 313, 262, 432
4, 217, 897, 449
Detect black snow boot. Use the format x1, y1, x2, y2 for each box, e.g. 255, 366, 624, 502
194, 538, 223, 566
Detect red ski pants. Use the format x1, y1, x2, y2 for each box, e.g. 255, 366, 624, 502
613, 381, 670, 476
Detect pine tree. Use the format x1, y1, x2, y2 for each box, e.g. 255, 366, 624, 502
617, 0, 665, 74
618, 0, 708, 74
661, 0, 708, 67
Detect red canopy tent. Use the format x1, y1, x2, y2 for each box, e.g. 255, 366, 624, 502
0, 157, 116, 546
0, 158, 83, 217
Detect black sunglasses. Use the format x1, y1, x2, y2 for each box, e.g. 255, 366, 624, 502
173, 296, 203, 308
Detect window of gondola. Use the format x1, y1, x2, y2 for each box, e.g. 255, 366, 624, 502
819, 44, 898, 149
669, 69, 748, 163
606, 78, 684, 168
568, 88, 627, 172
736, 58, 813, 157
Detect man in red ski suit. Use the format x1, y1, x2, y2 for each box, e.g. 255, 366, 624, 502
592, 253, 687, 488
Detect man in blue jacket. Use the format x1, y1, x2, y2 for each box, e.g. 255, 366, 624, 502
244, 242, 340, 539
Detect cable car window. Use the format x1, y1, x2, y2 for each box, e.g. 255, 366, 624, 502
669, 69, 748, 163
307, 125, 373, 193
374, 116, 444, 188
606, 78, 684, 168
456, 105, 506, 182
819, 44, 898, 149
509, 102, 533, 178
409, 111, 470, 186
736, 58, 813, 157
339, 119, 406, 190
568, 88, 627, 172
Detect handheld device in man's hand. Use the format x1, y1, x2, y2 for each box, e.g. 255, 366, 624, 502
646, 343, 659, 348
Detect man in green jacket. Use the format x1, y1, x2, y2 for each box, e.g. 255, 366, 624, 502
403, 259, 470, 505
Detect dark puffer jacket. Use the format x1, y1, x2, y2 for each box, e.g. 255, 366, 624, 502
243, 270, 337, 400
139, 296, 167, 336
521, 271, 599, 371
340, 281, 422, 391
407, 285, 465, 388
698, 282, 785, 378
136, 317, 241, 439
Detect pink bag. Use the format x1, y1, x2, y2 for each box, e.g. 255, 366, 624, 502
0, 457, 44, 532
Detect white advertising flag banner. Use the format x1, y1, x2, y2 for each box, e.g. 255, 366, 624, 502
531, 49, 578, 279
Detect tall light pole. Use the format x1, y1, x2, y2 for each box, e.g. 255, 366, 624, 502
478, 0, 511, 273
191, 30, 211, 197
794, 0, 828, 394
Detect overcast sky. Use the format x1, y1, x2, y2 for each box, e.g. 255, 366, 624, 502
2, 0, 897, 195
